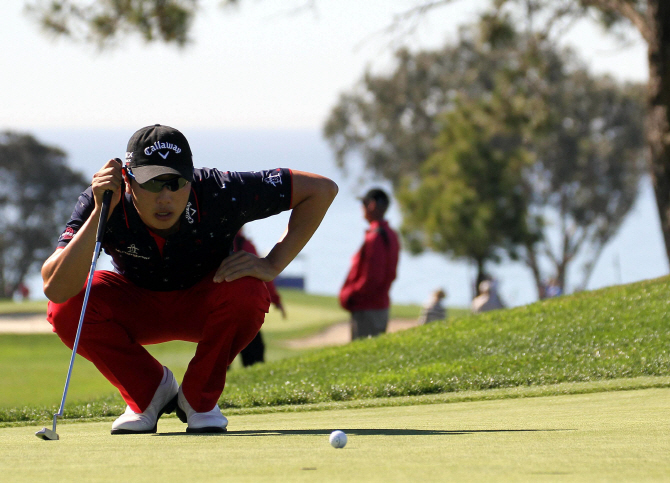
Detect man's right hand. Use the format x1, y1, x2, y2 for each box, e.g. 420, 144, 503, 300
41, 158, 125, 303
92, 158, 124, 216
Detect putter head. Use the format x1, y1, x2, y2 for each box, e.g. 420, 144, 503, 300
35, 427, 59, 441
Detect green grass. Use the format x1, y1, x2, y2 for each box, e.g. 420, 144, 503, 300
2, 387, 669, 482
0, 290, 421, 413
2, 277, 669, 424
0, 299, 48, 314
3, 281, 667, 482
216, 276, 670, 408
251, 289, 350, 362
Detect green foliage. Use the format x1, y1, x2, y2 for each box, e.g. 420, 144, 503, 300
324, 14, 553, 188
25, 0, 197, 48
398, 93, 537, 270
494, 1, 648, 40
0, 132, 87, 298
531, 74, 646, 291
326, 15, 645, 296
23, 1, 651, 51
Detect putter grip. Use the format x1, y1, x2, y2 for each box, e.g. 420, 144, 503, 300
96, 190, 113, 243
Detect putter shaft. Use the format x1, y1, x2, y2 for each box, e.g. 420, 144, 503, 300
35, 190, 112, 441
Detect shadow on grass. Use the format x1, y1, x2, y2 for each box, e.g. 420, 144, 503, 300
154, 428, 574, 437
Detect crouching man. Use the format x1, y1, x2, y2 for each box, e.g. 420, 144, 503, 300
42, 124, 337, 434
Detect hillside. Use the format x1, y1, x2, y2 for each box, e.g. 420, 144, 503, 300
221, 276, 670, 407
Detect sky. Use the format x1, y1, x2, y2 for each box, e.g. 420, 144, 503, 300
0, 0, 649, 131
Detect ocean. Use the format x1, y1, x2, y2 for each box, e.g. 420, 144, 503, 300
26, 128, 670, 309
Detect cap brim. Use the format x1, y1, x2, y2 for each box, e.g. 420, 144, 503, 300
131, 165, 193, 184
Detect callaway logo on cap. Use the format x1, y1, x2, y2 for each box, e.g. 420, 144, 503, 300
125, 124, 194, 183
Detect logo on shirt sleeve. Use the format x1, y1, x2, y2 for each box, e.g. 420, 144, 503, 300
60, 227, 75, 241
264, 172, 282, 187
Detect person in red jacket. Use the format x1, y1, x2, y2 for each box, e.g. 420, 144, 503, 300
339, 188, 400, 340
233, 229, 286, 366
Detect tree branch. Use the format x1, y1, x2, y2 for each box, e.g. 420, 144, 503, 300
580, 0, 651, 43
354, 0, 459, 52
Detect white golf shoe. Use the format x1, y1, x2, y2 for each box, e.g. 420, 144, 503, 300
176, 386, 228, 433
111, 366, 178, 435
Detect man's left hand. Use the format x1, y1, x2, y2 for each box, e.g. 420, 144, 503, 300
214, 251, 278, 283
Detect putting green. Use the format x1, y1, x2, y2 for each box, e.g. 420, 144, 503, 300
2, 388, 669, 482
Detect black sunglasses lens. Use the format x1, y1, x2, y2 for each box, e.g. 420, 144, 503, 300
165, 178, 188, 191
139, 177, 188, 192
140, 180, 165, 193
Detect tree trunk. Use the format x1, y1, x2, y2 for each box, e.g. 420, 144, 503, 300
647, 0, 670, 263
523, 242, 546, 299
474, 258, 487, 297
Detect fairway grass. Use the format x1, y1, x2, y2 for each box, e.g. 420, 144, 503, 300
2, 388, 668, 482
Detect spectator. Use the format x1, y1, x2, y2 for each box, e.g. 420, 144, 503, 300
339, 188, 400, 340
233, 228, 286, 367
543, 277, 562, 298
418, 288, 447, 324
472, 279, 505, 313
17, 282, 30, 300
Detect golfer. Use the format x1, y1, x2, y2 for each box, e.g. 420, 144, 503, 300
42, 124, 337, 434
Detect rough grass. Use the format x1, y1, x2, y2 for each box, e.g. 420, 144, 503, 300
217, 276, 670, 407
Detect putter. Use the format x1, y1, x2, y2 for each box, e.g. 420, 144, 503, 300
36, 189, 113, 441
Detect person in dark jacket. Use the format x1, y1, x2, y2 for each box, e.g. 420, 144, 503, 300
42, 124, 337, 435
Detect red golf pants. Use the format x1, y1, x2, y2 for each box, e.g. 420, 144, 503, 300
47, 270, 270, 413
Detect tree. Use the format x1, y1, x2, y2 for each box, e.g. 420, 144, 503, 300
528, 71, 646, 296
398, 94, 538, 288
0, 132, 87, 298
531, 0, 670, 282
27, 0, 670, 266
22, 0, 658, 291
25, 0, 198, 48
389, 0, 670, 265
326, 18, 645, 298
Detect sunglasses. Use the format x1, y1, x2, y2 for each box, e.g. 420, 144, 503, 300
126, 167, 189, 193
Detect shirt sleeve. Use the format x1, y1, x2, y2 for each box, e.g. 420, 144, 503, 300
56, 187, 95, 248
200, 168, 292, 225
231, 168, 292, 223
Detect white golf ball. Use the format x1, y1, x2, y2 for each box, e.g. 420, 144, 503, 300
329, 430, 347, 448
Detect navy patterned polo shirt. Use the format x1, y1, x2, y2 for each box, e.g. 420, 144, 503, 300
57, 167, 292, 291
